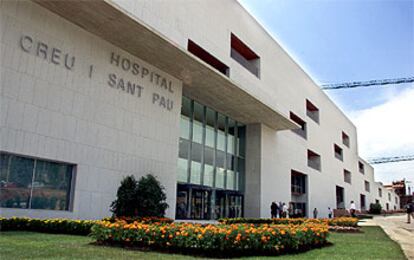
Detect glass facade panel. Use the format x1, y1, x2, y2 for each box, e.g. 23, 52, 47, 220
176, 96, 245, 219
31, 161, 72, 210
0, 153, 74, 211
217, 114, 226, 151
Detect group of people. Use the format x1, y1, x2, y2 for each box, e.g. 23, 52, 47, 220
270, 201, 305, 218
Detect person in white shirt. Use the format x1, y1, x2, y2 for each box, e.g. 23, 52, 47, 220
350, 201, 356, 217
328, 207, 333, 219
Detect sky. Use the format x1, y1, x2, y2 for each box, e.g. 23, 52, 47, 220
238, 0, 414, 192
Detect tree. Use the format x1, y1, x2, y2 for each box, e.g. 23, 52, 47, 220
110, 175, 138, 217
136, 174, 168, 217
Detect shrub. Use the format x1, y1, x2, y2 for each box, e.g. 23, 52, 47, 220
0, 217, 96, 235
102, 216, 173, 224
219, 217, 358, 228
110, 174, 168, 218
369, 203, 382, 214
91, 220, 329, 256
136, 174, 168, 217
111, 175, 139, 217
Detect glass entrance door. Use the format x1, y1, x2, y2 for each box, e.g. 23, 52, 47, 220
215, 191, 243, 219
190, 189, 211, 220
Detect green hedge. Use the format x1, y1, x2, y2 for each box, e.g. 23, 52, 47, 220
0, 217, 96, 235
219, 217, 359, 227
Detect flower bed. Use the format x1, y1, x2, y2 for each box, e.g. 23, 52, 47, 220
219, 217, 358, 228
0, 217, 96, 235
91, 220, 329, 256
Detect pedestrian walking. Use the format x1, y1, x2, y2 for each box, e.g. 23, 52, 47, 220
350, 201, 356, 217
313, 208, 318, 219
328, 207, 333, 219
271, 201, 278, 218
407, 200, 414, 224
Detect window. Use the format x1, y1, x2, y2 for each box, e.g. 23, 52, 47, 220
334, 144, 343, 161
358, 161, 365, 174
0, 153, 74, 211
306, 99, 319, 123
388, 193, 391, 201
395, 196, 398, 204
365, 181, 370, 192
291, 170, 306, 194
230, 33, 260, 77
342, 132, 350, 147
290, 112, 307, 139
378, 188, 382, 197
343, 169, 351, 184
307, 149, 321, 171
188, 39, 229, 76
336, 185, 345, 209
360, 194, 366, 210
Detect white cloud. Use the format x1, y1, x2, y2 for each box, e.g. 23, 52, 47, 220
350, 86, 414, 188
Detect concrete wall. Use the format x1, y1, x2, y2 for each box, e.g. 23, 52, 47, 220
111, 0, 400, 217
0, 0, 182, 219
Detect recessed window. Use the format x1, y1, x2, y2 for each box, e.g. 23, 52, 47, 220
334, 144, 343, 161
388, 193, 391, 201
360, 194, 366, 210
307, 149, 321, 171
0, 152, 75, 211
291, 170, 306, 195
306, 99, 319, 123
359, 161, 365, 174
342, 132, 350, 147
395, 196, 398, 204
378, 188, 382, 197
344, 169, 351, 184
365, 181, 370, 192
290, 112, 307, 139
188, 39, 229, 76
230, 33, 260, 77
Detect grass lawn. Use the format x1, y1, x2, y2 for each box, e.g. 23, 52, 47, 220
0, 226, 406, 260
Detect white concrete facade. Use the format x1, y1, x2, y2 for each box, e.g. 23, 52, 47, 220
0, 0, 399, 219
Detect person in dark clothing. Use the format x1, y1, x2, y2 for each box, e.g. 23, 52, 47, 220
271, 202, 278, 218
407, 201, 414, 224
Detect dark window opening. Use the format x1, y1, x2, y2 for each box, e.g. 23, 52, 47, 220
342, 131, 350, 147
334, 144, 343, 161
344, 169, 351, 184
378, 188, 382, 197
188, 39, 229, 76
360, 194, 366, 210
336, 185, 345, 209
365, 181, 370, 192
306, 99, 319, 123
359, 161, 365, 174
290, 112, 307, 139
307, 149, 321, 171
230, 33, 260, 77
291, 170, 306, 195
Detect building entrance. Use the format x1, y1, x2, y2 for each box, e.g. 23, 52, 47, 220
176, 184, 243, 220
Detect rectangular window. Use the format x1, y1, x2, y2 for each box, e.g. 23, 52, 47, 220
307, 149, 321, 171
0, 152, 74, 211
334, 144, 343, 161
291, 170, 306, 194
359, 161, 365, 174
378, 188, 382, 197
365, 181, 370, 192
344, 169, 351, 184
342, 132, 350, 147
395, 196, 398, 204
388, 193, 391, 201
360, 194, 366, 210
230, 33, 260, 78
290, 112, 307, 139
188, 39, 229, 76
306, 99, 319, 123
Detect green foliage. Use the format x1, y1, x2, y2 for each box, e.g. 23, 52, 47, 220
369, 203, 382, 214
136, 174, 168, 217
110, 175, 139, 217
110, 174, 168, 218
0, 217, 95, 235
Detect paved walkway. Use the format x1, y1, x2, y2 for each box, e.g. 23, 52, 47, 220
359, 214, 414, 259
